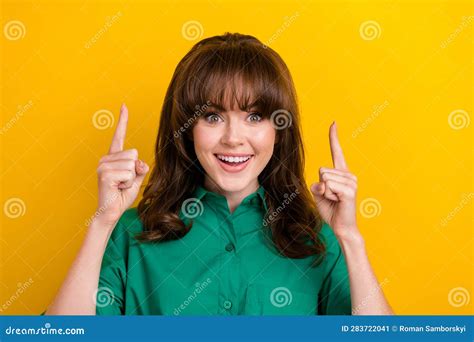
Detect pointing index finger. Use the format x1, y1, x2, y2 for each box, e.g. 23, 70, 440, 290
109, 103, 128, 154
329, 121, 348, 171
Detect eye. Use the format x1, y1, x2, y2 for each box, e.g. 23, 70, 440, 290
203, 112, 222, 123
248, 112, 263, 122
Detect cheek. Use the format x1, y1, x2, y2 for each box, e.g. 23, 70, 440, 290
192, 124, 218, 156
251, 125, 276, 155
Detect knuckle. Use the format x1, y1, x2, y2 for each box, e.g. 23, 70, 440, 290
97, 163, 109, 173
346, 188, 356, 198
130, 148, 138, 159
100, 162, 111, 171
98, 173, 108, 183
346, 180, 356, 189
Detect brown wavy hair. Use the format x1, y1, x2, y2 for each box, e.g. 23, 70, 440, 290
136, 32, 326, 265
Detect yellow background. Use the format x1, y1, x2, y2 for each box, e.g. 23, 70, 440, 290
1, 0, 472, 315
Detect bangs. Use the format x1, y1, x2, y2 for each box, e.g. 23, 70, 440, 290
177, 43, 291, 118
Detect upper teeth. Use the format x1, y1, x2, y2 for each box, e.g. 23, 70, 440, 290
217, 155, 252, 163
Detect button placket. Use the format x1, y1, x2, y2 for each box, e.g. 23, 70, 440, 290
218, 214, 237, 314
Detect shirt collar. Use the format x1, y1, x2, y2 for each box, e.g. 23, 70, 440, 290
191, 184, 268, 212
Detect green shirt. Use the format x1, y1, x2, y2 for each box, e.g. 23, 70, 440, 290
95, 184, 351, 315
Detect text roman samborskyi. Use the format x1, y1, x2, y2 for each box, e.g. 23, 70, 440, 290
399, 325, 466, 333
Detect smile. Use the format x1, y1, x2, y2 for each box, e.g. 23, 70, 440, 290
214, 154, 254, 173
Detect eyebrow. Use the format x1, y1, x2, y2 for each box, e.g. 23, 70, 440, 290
207, 101, 259, 112
207, 104, 227, 112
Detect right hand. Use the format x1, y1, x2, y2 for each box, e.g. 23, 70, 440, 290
94, 103, 149, 226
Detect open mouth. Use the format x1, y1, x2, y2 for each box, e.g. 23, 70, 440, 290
214, 154, 254, 173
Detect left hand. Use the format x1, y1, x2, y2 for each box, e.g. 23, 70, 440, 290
310, 121, 360, 240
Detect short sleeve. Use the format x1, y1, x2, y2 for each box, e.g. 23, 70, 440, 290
96, 215, 130, 315
318, 223, 352, 315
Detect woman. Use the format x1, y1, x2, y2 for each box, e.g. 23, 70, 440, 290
44, 33, 393, 315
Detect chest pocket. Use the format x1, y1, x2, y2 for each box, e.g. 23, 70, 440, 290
242, 283, 318, 315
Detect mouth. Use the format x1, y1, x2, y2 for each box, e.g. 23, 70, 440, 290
214, 153, 254, 173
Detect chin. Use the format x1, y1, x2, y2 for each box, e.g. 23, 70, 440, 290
217, 179, 248, 192
210, 175, 253, 193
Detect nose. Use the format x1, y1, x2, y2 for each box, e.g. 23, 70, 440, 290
220, 120, 244, 147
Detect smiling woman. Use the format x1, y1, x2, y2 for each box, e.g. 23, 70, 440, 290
43, 32, 393, 316
136, 33, 324, 262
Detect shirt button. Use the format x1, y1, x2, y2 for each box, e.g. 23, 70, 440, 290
225, 243, 234, 252
223, 300, 232, 310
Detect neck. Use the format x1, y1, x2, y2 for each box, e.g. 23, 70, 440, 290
203, 177, 259, 213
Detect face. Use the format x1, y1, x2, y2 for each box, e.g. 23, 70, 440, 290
192, 102, 276, 196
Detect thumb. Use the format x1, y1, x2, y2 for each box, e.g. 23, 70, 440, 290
310, 182, 325, 198
134, 159, 149, 186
